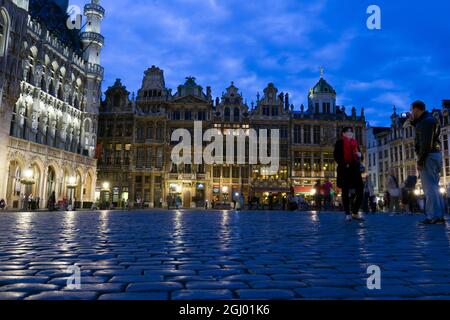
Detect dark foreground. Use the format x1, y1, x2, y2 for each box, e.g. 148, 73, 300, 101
0, 210, 450, 300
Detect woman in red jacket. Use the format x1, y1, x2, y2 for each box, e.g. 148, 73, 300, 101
334, 127, 365, 221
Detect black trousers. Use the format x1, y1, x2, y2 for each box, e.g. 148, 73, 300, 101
342, 185, 363, 215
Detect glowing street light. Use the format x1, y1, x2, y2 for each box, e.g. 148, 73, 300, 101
222, 186, 229, 194
67, 176, 77, 187
21, 167, 35, 185
102, 181, 110, 191
440, 187, 446, 195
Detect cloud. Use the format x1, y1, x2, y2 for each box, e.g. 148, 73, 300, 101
344, 79, 395, 91
66, 0, 450, 126
373, 92, 412, 111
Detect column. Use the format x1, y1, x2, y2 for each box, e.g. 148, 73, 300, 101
41, 167, 48, 209
80, 173, 86, 209
320, 153, 324, 178
130, 172, 136, 207
0, 160, 10, 202
91, 170, 97, 203
55, 176, 62, 201
149, 173, 155, 208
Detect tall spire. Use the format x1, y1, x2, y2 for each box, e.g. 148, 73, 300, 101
320, 66, 324, 78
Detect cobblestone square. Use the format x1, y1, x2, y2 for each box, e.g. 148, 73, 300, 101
1, 210, 450, 300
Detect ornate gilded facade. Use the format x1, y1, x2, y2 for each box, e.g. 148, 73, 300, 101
97, 66, 366, 209
0, 0, 104, 209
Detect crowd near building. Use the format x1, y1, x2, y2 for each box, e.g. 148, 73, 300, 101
97, 66, 366, 209
0, 0, 104, 209
366, 100, 450, 197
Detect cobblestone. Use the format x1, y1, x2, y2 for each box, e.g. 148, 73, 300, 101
0, 211, 450, 300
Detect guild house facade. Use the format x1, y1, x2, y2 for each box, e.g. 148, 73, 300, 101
97, 66, 366, 208
0, 0, 105, 209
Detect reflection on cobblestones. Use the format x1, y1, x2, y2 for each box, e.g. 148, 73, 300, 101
0, 211, 450, 300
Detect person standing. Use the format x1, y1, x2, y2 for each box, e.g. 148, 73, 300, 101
28, 194, 33, 211
48, 191, 56, 211
408, 100, 446, 224
282, 195, 287, 211
322, 179, 333, 210
387, 169, 401, 214
268, 193, 274, 210
334, 127, 365, 221
383, 191, 390, 213
314, 180, 322, 211
363, 176, 375, 214
239, 193, 245, 211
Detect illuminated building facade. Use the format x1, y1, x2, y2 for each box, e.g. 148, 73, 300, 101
97, 66, 366, 208
0, 0, 104, 209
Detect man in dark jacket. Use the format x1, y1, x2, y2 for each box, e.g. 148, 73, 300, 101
409, 100, 445, 224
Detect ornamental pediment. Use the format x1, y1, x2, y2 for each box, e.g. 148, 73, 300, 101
172, 94, 208, 104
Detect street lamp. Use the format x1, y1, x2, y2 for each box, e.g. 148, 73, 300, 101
21, 167, 35, 185
20, 167, 35, 211
102, 181, 110, 191
66, 176, 78, 210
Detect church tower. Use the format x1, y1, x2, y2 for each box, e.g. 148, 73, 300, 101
81, 0, 105, 115
80, 0, 104, 157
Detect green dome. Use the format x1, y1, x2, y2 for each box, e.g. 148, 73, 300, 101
310, 78, 336, 95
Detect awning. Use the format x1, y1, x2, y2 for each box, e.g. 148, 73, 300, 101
293, 186, 314, 194
251, 187, 291, 193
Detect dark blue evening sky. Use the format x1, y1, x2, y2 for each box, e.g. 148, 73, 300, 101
71, 0, 450, 126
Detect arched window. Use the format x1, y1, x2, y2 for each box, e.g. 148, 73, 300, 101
47, 167, 56, 198
224, 107, 230, 122
40, 76, 46, 90
0, 8, 10, 57
113, 93, 121, 107
84, 119, 91, 133
9, 102, 17, 136
48, 80, 55, 96
57, 85, 64, 100
233, 107, 240, 122
27, 67, 33, 84
14, 166, 21, 196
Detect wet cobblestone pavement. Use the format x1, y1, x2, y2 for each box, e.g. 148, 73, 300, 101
1, 210, 450, 300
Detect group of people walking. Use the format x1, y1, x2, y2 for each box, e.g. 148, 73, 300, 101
335, 100, 446, 224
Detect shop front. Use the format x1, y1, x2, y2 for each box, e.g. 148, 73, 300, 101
194, 183, 206, 208
167, 180, 208, 208
251, 187, 291, 209
168, 183, 182, 208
